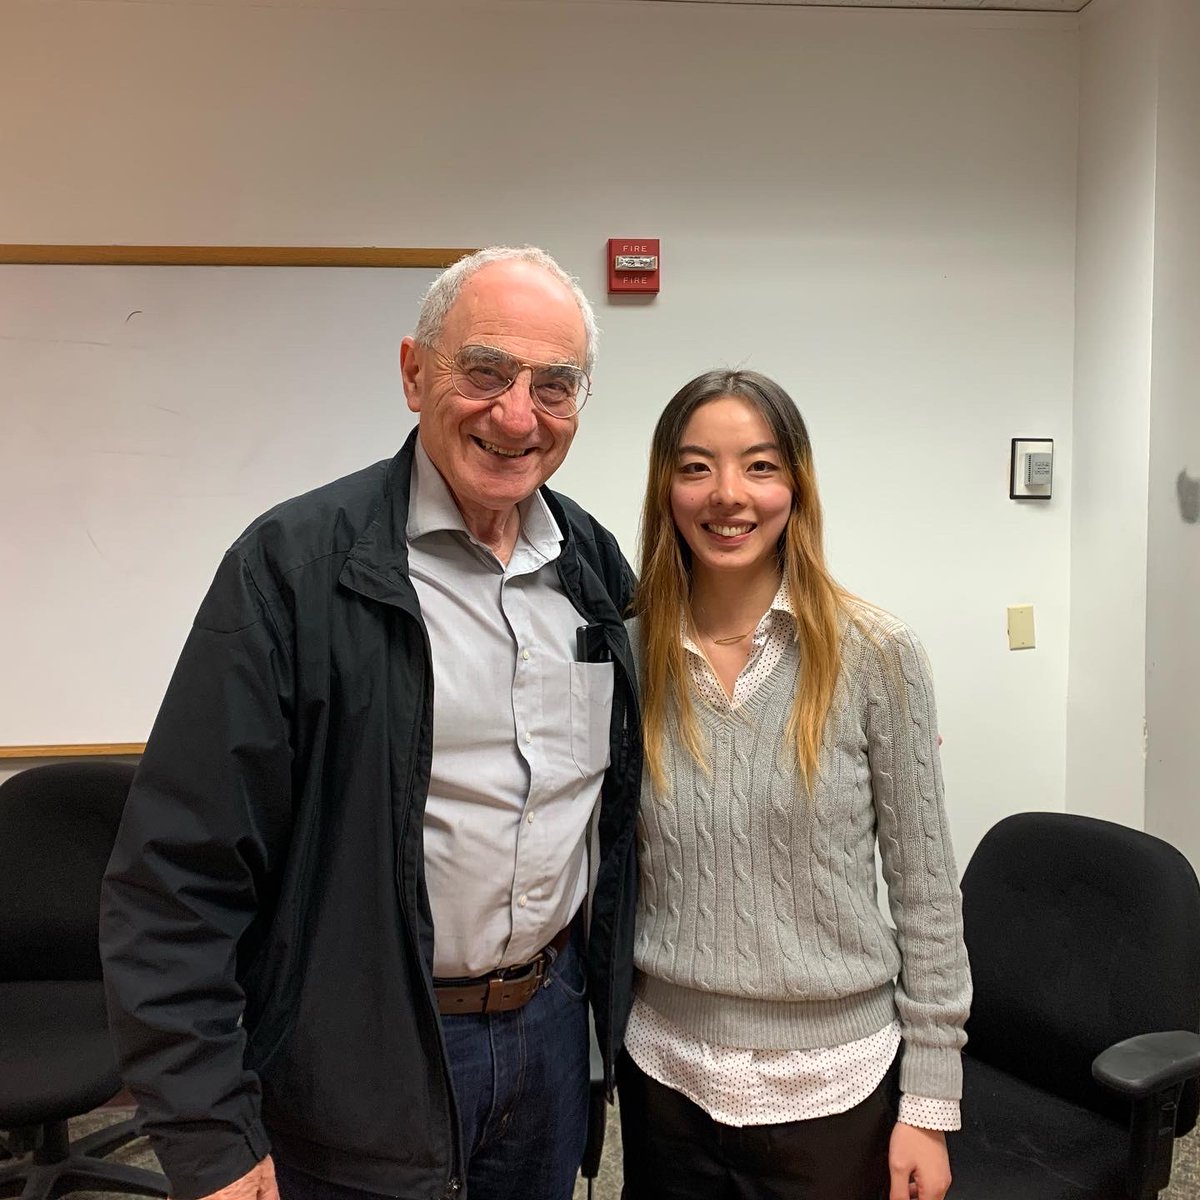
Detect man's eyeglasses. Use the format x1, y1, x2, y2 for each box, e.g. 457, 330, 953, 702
439, 345, 591, 418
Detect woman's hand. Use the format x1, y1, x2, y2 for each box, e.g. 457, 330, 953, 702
888, 1123, 951, 1200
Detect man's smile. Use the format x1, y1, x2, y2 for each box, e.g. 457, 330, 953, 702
472, 435, 535, 458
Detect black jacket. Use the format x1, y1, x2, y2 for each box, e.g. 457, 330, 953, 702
100, 431, 642, 1200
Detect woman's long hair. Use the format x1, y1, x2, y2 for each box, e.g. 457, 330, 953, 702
633, 369, 850, 794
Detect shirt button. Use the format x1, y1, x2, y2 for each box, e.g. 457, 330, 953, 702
527, 812, 535, 825
518, 894, 528, 908
522, 648, 530, 661
524, 731, 533, 743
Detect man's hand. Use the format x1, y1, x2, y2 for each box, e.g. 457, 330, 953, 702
888, 1123, 951, 1200
197, 1156, 279, 1200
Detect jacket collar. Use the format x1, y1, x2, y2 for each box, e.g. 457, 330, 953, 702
337, 429, 420, 608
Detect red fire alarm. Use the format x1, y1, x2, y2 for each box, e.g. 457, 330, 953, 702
608, 238, 660, 294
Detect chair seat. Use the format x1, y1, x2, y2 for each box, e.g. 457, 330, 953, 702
952, 1054, 1128, 1200
0, 980, 123, 1126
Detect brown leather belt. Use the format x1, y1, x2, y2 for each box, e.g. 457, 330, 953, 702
433, 922, 574, 1016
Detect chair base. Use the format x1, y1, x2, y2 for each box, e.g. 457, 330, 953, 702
0, 1119, 168, 1200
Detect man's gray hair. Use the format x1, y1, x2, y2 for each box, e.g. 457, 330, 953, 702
412, 245, 599, 374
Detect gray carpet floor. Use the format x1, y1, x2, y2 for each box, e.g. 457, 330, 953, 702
10, 1104, 1197, 1199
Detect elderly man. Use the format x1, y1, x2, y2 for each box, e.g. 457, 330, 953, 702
100, 247, 641, 1200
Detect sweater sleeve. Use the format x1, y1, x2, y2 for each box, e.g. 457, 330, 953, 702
864, 620, 971, 1101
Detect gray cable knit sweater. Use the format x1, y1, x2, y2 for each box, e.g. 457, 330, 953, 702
630, 605, 971, 1101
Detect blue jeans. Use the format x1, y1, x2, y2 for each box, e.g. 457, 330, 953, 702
441, 929, 590, 1200
274, 931, 589, 1200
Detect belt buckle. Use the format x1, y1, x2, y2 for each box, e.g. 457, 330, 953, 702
481, 957, 544, 1013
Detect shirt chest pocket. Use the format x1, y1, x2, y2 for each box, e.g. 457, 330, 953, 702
569, 661, 614, 778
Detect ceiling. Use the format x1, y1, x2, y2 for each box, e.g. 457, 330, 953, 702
636, 0, 1090, 10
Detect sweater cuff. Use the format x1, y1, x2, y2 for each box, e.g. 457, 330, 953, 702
898, 1042, 962, 1102
899, 1093, 961, 1131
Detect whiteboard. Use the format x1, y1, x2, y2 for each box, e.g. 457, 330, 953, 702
0, 264, 434, 747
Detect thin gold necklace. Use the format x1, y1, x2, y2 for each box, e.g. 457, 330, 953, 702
692, 616, 755, 646
708, 628, 753, 646
692, 584, 776, 648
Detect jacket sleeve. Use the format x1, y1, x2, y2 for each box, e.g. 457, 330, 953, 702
100, 549, 295, 1200
866, 622, 972, 1103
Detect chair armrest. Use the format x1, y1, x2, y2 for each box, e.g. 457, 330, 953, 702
1092, 1030, 1200, 1099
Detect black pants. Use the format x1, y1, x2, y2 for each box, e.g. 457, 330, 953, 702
617, 1050, 900, 1200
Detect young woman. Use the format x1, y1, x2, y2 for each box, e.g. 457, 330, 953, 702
620, 370, 970, 1200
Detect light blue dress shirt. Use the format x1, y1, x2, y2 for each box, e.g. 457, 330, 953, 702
407, 439, 613, 977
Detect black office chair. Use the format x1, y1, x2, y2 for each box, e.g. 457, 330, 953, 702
952, 811, 1200, 1200
0, 761, 168, 1200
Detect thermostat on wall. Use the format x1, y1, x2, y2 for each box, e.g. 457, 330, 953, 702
1010, 438, 1053, 500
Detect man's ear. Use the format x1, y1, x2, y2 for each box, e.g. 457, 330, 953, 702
400, 337, 423, 413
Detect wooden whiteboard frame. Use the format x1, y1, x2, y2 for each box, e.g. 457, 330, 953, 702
0, 245, 474, 268
0, 244, 474, 759
0, 743, 146, 760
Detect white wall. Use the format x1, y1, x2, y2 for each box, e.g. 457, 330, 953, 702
0, 0, 1080, 860
1145, 0, 1200, 869
1069, 0, 1200, 866
1067, 0, 1157, 828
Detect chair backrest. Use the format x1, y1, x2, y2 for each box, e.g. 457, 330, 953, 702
962, 811, 1200, 1123
0, 760, 136, 983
